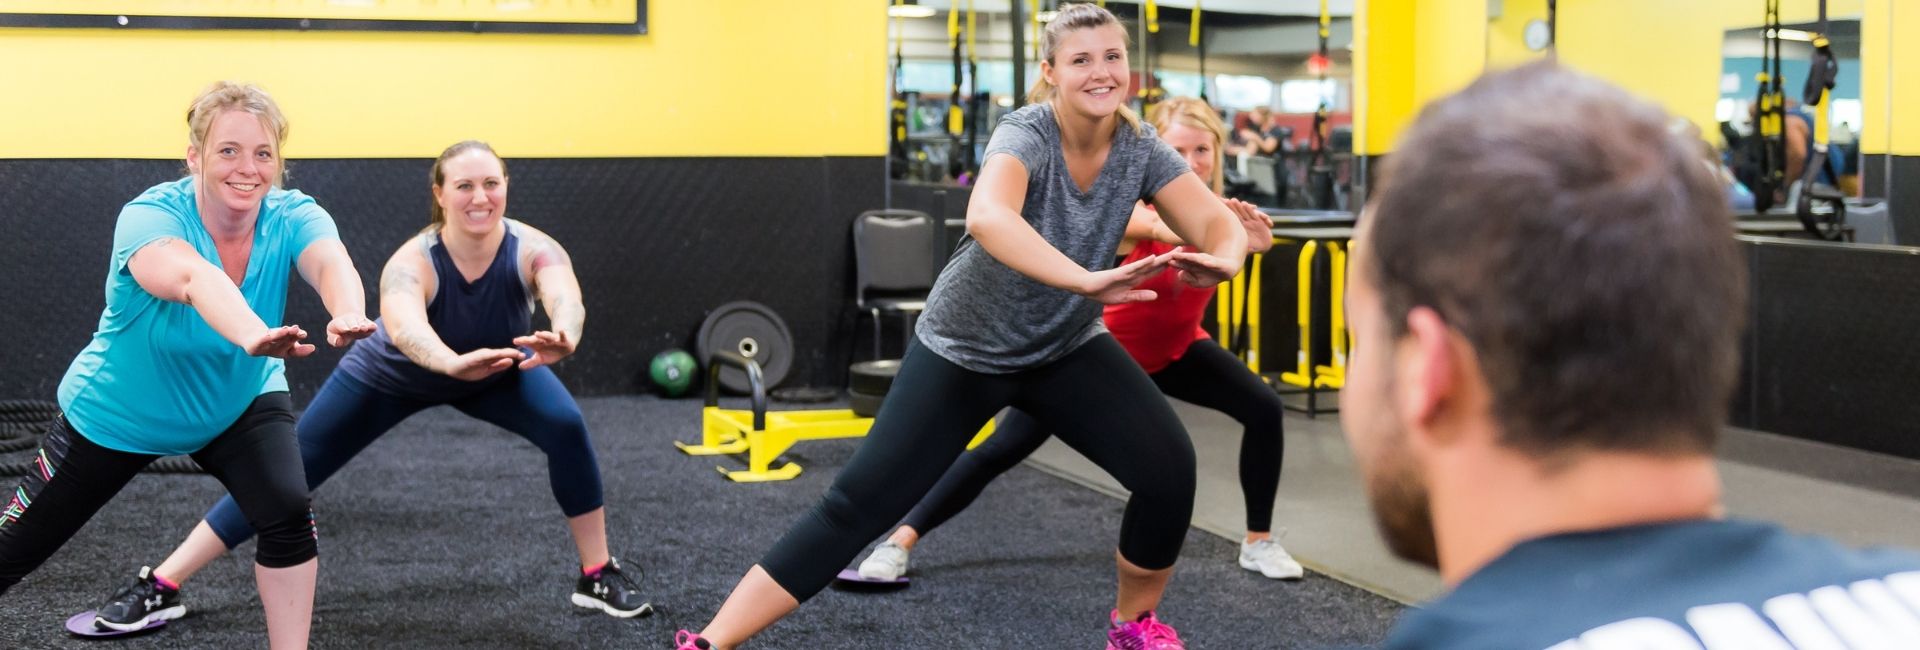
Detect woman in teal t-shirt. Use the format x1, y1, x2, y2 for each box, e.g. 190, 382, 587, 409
0, 82, 374, 650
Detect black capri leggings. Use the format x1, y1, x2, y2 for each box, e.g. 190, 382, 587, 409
0, 393, 315, 596
903, 339, 1284, 536
760, 334, 1196, 601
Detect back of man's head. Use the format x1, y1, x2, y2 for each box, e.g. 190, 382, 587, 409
1366, 62, 1747, 460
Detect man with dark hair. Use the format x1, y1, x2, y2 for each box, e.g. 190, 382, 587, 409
1342, 61, 1920, 649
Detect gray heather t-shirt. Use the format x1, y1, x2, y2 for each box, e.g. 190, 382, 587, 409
917, 102, 1190, 373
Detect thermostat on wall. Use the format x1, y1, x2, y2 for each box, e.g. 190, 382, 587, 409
1524, 18, 1553, 52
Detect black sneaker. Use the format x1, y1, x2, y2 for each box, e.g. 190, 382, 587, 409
571, 556, 653, 618
94, 566, 184, 631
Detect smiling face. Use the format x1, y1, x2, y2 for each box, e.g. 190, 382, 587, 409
1160, 122, 1217, 184
187, 109, 280, 220
432, 148, 509, 240
1040, 24, 1131, 122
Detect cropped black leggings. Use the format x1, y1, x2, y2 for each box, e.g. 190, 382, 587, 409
0, 393, 314, 596
760, 334, 1195, 601
903, 339, 1285, 537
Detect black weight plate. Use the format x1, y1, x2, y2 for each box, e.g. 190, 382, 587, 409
697, 301, 795, 394
848, 360, 900, 396
849, 389, 885, 419
771, 386, 840, 404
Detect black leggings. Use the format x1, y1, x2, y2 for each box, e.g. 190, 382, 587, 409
760, 334, 1195, 601
903, 340, 1285, 536
0, 393, 314, 596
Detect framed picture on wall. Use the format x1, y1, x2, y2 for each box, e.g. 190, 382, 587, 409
0, 0, 645, 35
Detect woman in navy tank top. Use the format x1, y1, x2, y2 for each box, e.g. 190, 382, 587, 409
92, 141, 653, 628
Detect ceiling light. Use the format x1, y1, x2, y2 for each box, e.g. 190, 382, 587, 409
1767, 28, 1815, 42
889, 5, 938, 18
1037, 10, 1060, 22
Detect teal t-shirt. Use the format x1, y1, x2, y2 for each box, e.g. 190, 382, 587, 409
57, 177, 339, 455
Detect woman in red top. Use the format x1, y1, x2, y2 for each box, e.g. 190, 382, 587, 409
853, 96, 1301, 583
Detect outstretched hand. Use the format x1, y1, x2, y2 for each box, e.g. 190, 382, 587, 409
245, 325, 314, 359
512, 330, 576, 370
1168, 250, 1241, 288
326, 314, 377, 348
1080, 252, 1174, 305
443, 348, 526, 381
1225, 198, 1275, 253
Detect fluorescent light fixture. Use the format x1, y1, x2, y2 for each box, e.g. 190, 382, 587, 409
1037, 10, 1060, 22
889, 5, 938, 18
1767, 28, 1815, 42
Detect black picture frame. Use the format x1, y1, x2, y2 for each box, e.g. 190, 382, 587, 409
0, 1, 646, 35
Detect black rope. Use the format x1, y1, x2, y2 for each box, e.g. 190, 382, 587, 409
0, 399, 208, 476
0, 400, 58, 454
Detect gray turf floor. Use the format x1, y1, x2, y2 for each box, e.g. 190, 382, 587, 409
0, 395, 1401, 648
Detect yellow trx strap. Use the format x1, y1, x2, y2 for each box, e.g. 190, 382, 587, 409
967, 0, 977, 69
1145, 0, 1159, 33
1190, 1, 1202, 47
948, 5, 964, 137
891, 0, 906, 145
1319, 0, 1330, 41
1031, 0, 1043, 62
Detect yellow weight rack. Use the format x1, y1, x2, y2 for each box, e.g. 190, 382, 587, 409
677, 352, 995, 482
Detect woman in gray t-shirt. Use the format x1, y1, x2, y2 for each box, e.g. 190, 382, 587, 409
678, 6, 1247, 649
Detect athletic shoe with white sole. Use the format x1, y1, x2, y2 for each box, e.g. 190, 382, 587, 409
856, 541, 910, 581
1106, 609, 1186, 649
1239, 538, 1305, 580
572, 556, 653, 618
94, 566, 185, 631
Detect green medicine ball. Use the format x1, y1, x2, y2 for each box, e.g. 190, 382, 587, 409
650, 349, 698, 397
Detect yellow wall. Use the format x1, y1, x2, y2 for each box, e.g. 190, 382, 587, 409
1862, 0, 1918, 155
1356, 0, 1487, 156
1556, 0, 1863, 150
0, 1, 887, 159
1355, 0, 1416, 156
1361, 0, 1913, 155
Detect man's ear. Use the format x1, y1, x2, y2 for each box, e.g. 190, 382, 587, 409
1396, 306, 1458, 434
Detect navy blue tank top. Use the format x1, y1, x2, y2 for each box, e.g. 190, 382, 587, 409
339, 222, 533, 401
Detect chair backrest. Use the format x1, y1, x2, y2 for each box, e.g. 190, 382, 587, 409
852, 209, 939, 307
1247, 156, 1279, 196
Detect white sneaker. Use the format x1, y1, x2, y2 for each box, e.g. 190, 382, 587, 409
857, 541, 910, 580
1239, 538, 1304, 580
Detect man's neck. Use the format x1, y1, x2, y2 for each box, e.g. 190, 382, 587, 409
1430, 447, 1722, 586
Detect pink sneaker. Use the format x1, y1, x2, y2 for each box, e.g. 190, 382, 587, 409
1106, 609, 1185, 649
674, 630, 713, 649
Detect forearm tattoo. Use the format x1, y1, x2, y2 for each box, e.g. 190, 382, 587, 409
380, 261, 449, 371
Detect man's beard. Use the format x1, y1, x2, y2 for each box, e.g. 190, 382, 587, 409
1367, 441, 1440, 569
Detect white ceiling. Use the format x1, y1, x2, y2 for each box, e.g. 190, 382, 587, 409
905, 0, 1355, 18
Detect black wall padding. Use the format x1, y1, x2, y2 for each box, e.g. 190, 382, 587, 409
1860, 155, 1920, 245
1741, 237, 1920, 460
0, 157, 884, 406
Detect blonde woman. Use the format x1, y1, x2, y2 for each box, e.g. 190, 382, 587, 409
677, 5, 1246, 649
0, 81, 374, 650
853, 96, 1300, 593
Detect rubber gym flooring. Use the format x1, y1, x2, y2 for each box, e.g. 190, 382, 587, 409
0, 395, 1402, 649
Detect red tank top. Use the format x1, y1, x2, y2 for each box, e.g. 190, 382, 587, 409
1102, 239, 1215, 374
